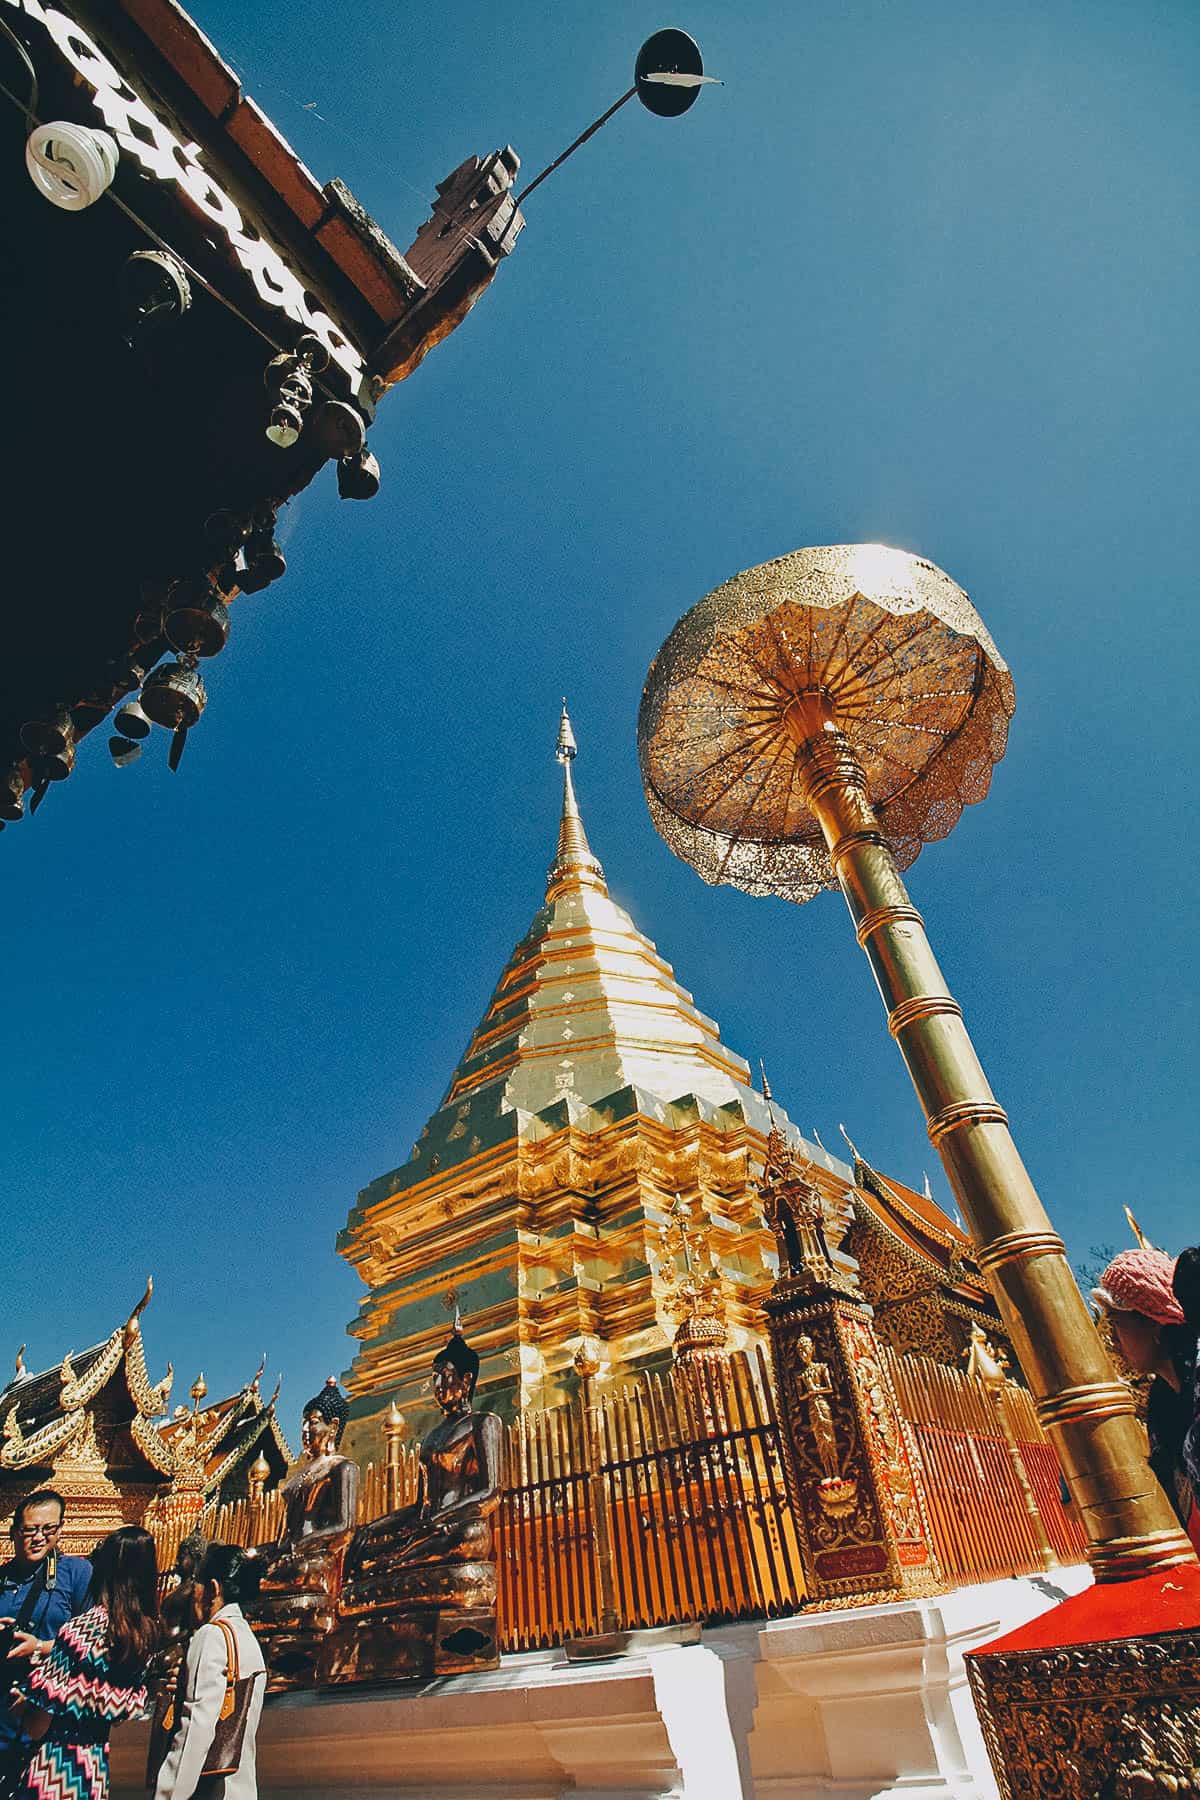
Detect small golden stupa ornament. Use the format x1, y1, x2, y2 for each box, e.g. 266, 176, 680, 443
639, 542, 1194, 1584
656, 1195, 727, 1363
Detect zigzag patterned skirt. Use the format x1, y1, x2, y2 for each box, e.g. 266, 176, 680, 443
21, 1735, 111, 1800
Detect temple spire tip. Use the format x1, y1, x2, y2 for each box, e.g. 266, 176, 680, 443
556, 699, 577, 764
546, 702, 606, 898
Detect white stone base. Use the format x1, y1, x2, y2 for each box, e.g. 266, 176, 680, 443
113, 1569, 1090, 1800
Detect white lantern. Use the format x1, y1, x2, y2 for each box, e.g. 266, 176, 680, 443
26, 121, 119, 211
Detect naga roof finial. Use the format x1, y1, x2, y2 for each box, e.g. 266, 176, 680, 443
1124, 1205, 1156, 1251
14, 1344, 26, 1380
124, 1275, 153, 1342
837, 1121, 866, 1169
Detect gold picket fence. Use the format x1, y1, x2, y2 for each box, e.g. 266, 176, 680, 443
497, 1348, 806, 1650
149, 1343, 1087, 1650
884, 1348, 1088, 1581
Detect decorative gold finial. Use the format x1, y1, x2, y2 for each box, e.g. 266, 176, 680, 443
124, 1275, 153, 1342
250, 1351, 267, 1391
190, 1372, 208, 1409
248, 1449, 271, 1507
556, 699, 577, 763
657, 1195, 728, 1362
14, 1345, 26, 1380
383, 1398, 408, 1442
758, 1059, 775, 1112
1124, 1206, 1156, 1251
547, 701, 606, 898
760, 1131, 857, 1298
837, 1122, 870, 1180
572, 1337, 602, 1381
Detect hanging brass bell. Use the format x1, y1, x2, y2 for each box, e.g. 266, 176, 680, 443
205, 508, 251, 554
337, 446, 381, 501
114, 696, 151, 738
239, 529, 286, 593
119, 249, 190, 349
263, 333, 329, 448
309, 400, 366, 461
30, 739, 75, 782
165, 578, 230, 657
140, 661, 207, 730
108, 735, 141, 768
19, 706, 73, 757
0, 767, 24, 821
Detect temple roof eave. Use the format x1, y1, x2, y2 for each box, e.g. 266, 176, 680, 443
0, 1284, 174, 1474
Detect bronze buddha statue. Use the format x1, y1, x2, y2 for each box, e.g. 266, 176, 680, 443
322, 1327, 503, 1684
249, 1378, 359, 1690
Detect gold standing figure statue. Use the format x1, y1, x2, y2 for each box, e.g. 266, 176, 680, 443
638, 542, 1195, 1583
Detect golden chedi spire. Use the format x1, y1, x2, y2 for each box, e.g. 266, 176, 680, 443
435, 701, 759, 1121
546, 701, 606, 899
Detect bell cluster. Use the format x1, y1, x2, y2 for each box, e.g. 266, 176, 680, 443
3, 493, 288, 826
263, 332, 381, 499
1, 103, 384, 830
105, 503, 291, 779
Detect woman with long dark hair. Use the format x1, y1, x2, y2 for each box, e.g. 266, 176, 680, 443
152, 1544, 266, 1800
9, 1526, 159, 1800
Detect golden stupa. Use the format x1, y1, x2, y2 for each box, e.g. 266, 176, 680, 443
337, 707, 1004, 1458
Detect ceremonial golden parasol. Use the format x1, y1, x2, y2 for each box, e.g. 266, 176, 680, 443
639, 543, 1194, 1583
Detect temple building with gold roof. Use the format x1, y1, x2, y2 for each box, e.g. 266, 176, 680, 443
0, 1283, 290, 1555
338, 708, 1011, 1457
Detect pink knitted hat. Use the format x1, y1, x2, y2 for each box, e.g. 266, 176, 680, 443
1093, 1248, 1185, 1326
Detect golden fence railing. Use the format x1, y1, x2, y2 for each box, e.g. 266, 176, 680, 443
496, 1347, 806, 1652
497, 1396, 602, 1649
146, 1342, 1090, 1648
884, 1347, 1088, 1580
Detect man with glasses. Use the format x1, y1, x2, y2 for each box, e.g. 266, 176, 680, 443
0, 1490, 92, 1787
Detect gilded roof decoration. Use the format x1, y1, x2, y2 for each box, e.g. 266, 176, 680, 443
0, 1281, 174, 1475
0, 1285, 289, 1491
159, 1366, 292, 1497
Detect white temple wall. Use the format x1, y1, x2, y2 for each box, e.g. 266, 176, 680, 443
112, 1569, 1090, 1800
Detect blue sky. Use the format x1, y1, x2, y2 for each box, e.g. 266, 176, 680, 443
4, 0, 1197, 1437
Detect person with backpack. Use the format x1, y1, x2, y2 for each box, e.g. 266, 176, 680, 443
151, 1544, 267, 1800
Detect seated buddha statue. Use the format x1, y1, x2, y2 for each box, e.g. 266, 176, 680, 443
322, 1326, 503, 1685
248, 1378, 359, 1690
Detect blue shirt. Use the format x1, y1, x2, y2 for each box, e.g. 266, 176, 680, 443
0, 1554, 92, 1748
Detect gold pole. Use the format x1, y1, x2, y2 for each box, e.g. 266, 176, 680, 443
966, 1326, 1057, 1574
784, 692, 1194, 1583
